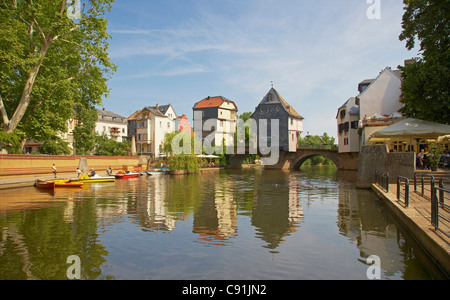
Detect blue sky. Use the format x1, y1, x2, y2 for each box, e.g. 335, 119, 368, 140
102, 0, 419, 139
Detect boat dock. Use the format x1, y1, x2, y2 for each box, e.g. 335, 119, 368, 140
372, 170, 450, 277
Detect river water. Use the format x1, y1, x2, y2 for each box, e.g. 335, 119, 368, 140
0, 166, 444, 280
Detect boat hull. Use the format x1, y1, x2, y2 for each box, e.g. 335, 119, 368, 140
114, 171, 141, 179
34, 180, 55, 189
47, 179, 83, 187
71, 175, 115, 183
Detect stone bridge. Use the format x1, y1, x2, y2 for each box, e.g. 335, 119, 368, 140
229, 147, 358, 171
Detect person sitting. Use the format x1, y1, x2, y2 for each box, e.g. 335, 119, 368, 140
90, 168, 96, 177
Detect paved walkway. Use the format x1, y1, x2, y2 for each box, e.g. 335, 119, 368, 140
0, 171, 103, 190
372, 182, 450, 277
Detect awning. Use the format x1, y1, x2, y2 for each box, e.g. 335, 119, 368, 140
369, 118, 450, 141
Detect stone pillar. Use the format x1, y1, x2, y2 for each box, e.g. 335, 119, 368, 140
78, 158, 89, 173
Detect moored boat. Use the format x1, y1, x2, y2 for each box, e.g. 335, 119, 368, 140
47, 179, 83, 188
34, 180, 55, 190
147, 170, 170, 175
114, 171, 141, 179
71, 174, 115, 183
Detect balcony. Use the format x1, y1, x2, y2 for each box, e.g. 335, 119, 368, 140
111, 128, 121, 137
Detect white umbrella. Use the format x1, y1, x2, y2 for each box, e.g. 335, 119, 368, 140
369, 118, 450, 140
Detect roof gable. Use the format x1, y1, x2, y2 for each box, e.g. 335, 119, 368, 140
193, 96, 237, 110
258, 88, 303, 119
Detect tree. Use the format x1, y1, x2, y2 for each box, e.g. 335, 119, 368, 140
298, 133, 336, 166
94, 133, 130, 156
398, 0, 450, 123
0, 0, 116, 148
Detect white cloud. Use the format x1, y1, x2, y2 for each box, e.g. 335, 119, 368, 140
106, 0, 416, 138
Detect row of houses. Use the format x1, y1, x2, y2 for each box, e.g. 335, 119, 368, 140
24, 87, 304, 158
336, 59, 413, 154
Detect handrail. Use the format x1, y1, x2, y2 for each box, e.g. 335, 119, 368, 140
375, 170, 389, 193
431, 186, 450, 238
414, 172, 435, 200
397, 176, 410, 207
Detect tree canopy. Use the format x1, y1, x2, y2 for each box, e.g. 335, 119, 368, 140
398, 0, 450, 124
0, 0, 116, 152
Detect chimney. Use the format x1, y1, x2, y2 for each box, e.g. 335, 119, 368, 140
103, 108, 105, 111
404, 58, 416, 66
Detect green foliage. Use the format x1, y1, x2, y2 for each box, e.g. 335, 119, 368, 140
72, 107, 98, 153
40, 137, 72, 155
0, 130, 26, 154
168, 154, 199, 173
298, 133, 336, 166
0, 0, 116, 147
94, 133, 130, 156
398, 0, 450, 124
298, 132, 336, 149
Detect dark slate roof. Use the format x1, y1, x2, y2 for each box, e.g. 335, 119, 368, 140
97, 109, 127, 123
258, 88, 304, 119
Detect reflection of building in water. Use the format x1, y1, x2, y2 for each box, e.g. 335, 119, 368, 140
288, 175, 303, 224
336, 185, 407, 277
193, 175, 237, 245
252, 171, 303, 250
135, 175, 177, 231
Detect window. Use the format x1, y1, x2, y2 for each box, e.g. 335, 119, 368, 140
290, 118, 293, 125
167, 122, 170, 129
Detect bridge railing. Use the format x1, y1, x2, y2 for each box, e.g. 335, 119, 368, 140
297, 144, 338, 151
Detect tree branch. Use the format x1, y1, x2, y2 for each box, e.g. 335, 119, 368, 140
0, 94, 10, 127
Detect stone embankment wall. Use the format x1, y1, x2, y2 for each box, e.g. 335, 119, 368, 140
0, 154, 142, 177
356, 145, 415, 188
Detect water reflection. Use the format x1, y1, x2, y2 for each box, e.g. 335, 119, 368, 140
0, 167, 442, 279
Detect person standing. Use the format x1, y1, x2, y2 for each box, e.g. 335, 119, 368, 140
52, 164, 57, 178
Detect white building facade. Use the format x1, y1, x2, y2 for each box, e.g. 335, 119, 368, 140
95, 108, 128, 142
134, 104, 177, 158
337, 66, 404, 153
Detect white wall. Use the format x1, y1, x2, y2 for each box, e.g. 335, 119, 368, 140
359, 68, 402, 120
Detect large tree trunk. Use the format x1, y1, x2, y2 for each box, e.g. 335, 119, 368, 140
5, 43, 49, 134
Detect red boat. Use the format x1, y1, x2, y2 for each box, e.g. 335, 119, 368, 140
114, 171, 141, 179
34, 180, 55, 190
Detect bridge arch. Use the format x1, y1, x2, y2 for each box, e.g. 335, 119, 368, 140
291, 149, 339, 170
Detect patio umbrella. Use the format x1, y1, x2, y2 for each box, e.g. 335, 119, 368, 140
369, 118, 450, 141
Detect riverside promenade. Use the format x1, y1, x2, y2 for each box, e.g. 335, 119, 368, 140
371, 173, 450, 278
0, 171, 80, 190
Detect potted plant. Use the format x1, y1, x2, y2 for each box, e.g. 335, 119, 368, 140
428, 143, 443, 171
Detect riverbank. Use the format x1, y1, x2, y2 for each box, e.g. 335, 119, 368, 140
0, 167, 227, 190
0, 154, 142, 177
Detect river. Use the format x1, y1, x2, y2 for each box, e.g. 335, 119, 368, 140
0, 166, 443, 280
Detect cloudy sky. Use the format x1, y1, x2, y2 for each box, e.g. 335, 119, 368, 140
103, 0, 419, 138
